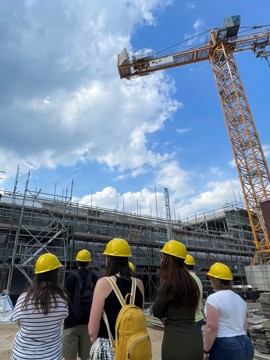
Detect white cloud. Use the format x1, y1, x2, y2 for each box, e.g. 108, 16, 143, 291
79, 178, 243, 220
155, 161, 194, 198
210, 167, 223, 176
173, 179, 243, 219
1, 0, 264, 223
183, 18, 206, 47
0, 1, 179, 178
263, 145, 270, 158
193, 18, 204, 31
176, 128, 191, 134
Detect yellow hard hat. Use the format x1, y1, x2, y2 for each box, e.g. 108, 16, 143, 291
129, 262, 135, 272
185, 254, 195, 265
35, 253, 62, 274
76, 249, 91, 262
207, 262, 233, 280
160, 240, 187, 259
103, 238, 132, 257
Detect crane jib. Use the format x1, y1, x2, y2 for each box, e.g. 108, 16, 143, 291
117, 17, 270, 264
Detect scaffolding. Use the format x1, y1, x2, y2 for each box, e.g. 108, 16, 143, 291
0, 176, 256, 302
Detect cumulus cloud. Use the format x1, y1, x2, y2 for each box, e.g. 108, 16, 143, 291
0, 0, 177, 176
79, 178, 243, 220
193, 18, 204, 30
210, 167, 223, 176
183, 17, 207, 47
176, 128, 191, 134
172, 179, 243, 219
263, 145, 270, 158
0, 0, 260, 221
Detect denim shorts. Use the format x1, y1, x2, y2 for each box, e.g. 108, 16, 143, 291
209, 335, 254, 360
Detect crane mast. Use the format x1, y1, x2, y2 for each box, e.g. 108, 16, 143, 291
117, 16, 270, 264
209, 33, 270, 263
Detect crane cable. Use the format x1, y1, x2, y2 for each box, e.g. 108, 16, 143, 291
151, 24, 270, 58
152, 29, 212, 57
238, 24, 270, 70
237, 24, 270, 35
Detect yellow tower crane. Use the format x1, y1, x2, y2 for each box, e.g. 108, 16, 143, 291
117, 16, 270, 265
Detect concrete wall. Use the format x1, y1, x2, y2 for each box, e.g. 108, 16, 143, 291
245, 265, 270, 291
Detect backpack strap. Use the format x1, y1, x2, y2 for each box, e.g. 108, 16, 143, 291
72, 270, 92, 284
130, 277, 136, 305
72, 271, 82, 283
102, 276, 137, 351
105, 276, 137, 306
86, 269, 93, 285
105, 277, 125, 305
72, 271, 82, 293
102, 310, 115, 351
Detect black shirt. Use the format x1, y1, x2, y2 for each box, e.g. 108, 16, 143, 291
64, 267, 98, 329
98, 276, 143, 339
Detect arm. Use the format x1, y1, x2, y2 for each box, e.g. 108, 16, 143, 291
152, 283, 169, 320
12, 293, 25, 324
136, 278, 145, 308
88, 277, 112, 342
203, 303, 219, 358
244, 315, 248, 332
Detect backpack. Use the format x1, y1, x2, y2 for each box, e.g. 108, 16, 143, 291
71, 270, 93, 321
103, 277, 152, 360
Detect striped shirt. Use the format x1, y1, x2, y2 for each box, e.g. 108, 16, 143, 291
11, 292, 68, 360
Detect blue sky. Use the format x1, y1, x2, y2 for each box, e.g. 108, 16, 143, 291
0, 0, 269, 220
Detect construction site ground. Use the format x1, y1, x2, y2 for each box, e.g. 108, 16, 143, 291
0, 321, 269, 360
0, 322, 163, 360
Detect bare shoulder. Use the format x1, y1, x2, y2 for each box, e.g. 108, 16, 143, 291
96, 276, 111, 287
135, 277, 143, 286
135, 277, 144, 292
94, 277, 113, 297
95, 277, 113, 292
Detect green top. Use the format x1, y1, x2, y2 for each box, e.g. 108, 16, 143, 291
190, 271, 204, 322
152, 282, 203, 360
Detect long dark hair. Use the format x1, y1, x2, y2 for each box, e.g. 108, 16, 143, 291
160, 254, 200, 312
105, 256, 132, 280
22, 268, 68, 315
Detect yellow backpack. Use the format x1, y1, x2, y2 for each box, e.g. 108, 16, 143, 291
103, 277, 152, 360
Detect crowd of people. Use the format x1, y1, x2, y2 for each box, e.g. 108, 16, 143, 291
10, 237, 254, 360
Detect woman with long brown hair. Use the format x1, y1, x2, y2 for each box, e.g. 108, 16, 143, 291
88, 238, 146, 359
11, 253, 68, 360
152, 240, 203, 360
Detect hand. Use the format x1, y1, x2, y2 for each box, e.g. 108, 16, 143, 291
203, 354, 209, 359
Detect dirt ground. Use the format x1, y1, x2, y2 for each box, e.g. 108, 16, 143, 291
0, 322, 163, 360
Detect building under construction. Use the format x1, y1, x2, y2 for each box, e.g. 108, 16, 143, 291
0, 177, 257, 304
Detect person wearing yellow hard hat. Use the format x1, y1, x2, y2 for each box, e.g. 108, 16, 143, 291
88, 238, 146, 359
63, 249, 98, 360
184, 254, 204, 337
152, 240, 203, 360
11, 253, 68, 359
203, 262, 254, 360
129, 261, 136, 276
